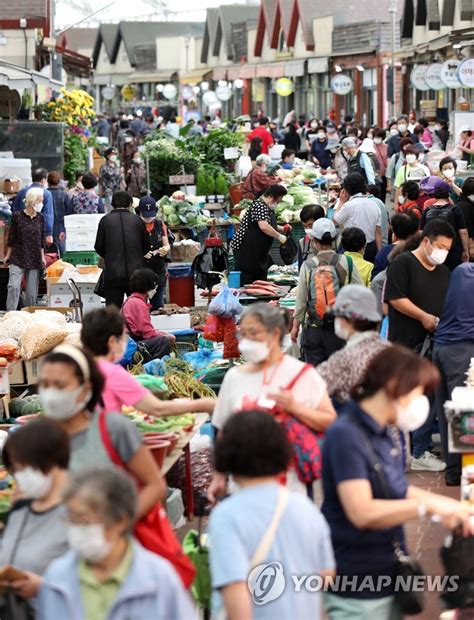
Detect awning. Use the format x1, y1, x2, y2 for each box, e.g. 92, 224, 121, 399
179, 69, 207, 85
227, 65, 256, 80
285, 60, 305, 77
93, 73, 133, 86
128, 70, 173, 83
212, 68, 227, 81
256, 63, 285, 78
308, 57, 329, 74
0, 61, 63, 90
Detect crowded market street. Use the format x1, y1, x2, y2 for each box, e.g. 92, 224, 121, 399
0, 0, 472, 619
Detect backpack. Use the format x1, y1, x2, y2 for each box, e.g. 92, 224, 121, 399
424, 204, 456, 228
306, 254, 341, 326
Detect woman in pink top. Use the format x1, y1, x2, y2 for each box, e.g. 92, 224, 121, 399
81, 307, 215, 416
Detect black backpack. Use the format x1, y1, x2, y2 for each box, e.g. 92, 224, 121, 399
425, 204, 456, 228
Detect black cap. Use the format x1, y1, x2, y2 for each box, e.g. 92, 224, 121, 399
138, 195, 157, 217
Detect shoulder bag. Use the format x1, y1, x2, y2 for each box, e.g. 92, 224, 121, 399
349, 416, 425, 615
98, 409, 196, 588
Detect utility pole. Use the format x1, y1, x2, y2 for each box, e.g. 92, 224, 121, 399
389, 0, 397, 119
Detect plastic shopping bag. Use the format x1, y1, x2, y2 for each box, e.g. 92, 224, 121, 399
208, 285, 243, 318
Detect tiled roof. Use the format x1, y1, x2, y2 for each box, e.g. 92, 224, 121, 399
202, 5, 259, 62
92, 24, 119, 68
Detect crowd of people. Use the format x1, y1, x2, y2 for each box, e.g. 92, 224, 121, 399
1, 108, 474, 620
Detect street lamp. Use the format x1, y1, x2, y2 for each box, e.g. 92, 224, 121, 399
389, 0, 397, 118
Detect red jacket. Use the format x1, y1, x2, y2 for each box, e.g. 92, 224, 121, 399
122, 292, 165, 340
248, 126, 274, 154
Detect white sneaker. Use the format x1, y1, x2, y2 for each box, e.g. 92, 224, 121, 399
411, 451, 446, 472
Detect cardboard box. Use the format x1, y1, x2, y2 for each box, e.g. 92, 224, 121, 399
24, 355, 46, 385
22, 306, 73, 315
8, 360, 25, 385
151, 314, 191, 332
47, 282, 103, 312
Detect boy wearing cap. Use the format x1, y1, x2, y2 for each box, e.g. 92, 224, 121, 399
138, 196, 171, 309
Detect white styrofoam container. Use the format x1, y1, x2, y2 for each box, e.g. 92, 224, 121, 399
48, 282, 103, 312
151, 314, 191, 332
64, 214, 104, 230
0, 158, 32, 189
65, 228, 98, 252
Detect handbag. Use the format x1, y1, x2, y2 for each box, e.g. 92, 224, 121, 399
204, 223, 223, 248
351, 417, 425, 615
279, 233, 298, 265
440, 529, 474, 609
94, 271, 105, 298
98, 409, 196, 588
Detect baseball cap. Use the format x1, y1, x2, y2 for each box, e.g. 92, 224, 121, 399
331, 285, 381, 322
138, 195, 157, 217
341, 137, 357, 149
419, 176, 447, 197
459, 124, 470, 133
310, 218, 337, 240
325, 138, 341, 150
326, 121, 336, 129
359, 138, 375, 154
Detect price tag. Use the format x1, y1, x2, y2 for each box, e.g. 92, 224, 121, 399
224, 147, 239, 160
168, 175, 195, 185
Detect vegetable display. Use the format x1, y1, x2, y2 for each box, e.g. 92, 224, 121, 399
125, 411, 196, 434
165, 372, 217, 398
158, 196, 211, 228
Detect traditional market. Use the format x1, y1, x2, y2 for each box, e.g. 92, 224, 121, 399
0, 0, 473, 619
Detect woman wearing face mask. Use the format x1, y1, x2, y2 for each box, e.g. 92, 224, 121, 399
310, 127, 332, 169
437, 156, 463, 200
373, 128, 388, 202
433, 118, 449, 151
4, 187, 46, 311
37, 467, 195, 619
386, 137, 414, 195
393, 146, 430, 205
456, 176, 474, 259
0, 419, 70, 606
99, 148, 124, 212
70, 172, 105, 215
39, 344, 166, 508
305, 118, 320, 148
209, 303, 336, 501
322, 346, 473, 620
126, 149, 146, 197
81, 307, 215, 416
316, 285, 389, 410
137, 195, 169, 310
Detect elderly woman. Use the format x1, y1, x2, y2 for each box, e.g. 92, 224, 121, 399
232, 185, 290, 286
5, 187, 45, 310
209, 303, 336, 499
0, 419, 70, 609
37, 467, 195, 619
317, 285, 389, 410
242, 154, 277, 200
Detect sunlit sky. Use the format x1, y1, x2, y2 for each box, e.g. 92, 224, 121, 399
55, 0, 259, 28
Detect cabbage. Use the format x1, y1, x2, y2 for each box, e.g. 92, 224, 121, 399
279, 209, 294, 223
167, 213, 180, 227
280, 194, 295, 208
163, 205, 174, 216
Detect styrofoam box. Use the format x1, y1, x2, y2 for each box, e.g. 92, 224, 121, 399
64, 214, 105, 230
48, 282, 103, 312
65, 234, 97, 252
151, 314, 191, 332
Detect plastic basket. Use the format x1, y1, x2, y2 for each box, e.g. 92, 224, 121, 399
62, 251, 100, 266
173, 342, 197, 358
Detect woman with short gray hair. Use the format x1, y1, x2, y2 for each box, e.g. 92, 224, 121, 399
37, 467, 195, 620
5, 186, 46, 310
242, 152, 276, 200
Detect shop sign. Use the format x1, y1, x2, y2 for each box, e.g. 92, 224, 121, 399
410, 65, 429, 91
440, 60, 462, 89
169, 174, 195, 185
330, 74, 353, 96
102, 86, 115, 100
275, 77, 294, 97
458, 58, 474, 88
121, 84, 136, 101
424, 63, 444, 90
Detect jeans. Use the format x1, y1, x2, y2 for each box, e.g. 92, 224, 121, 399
324, 593, 403, 620
301, 325, 345, 367
149, 285, 165, 310
411, 393, 436, 459
433, 342, 474, 482
6, 264, 40, 311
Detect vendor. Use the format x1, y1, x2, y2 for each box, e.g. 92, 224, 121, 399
122, 268, 175, 359
279, 149, 296, 170
242, 154, 277, 200
81, 307, 215, 416
5, 187, 46, 311
139, 196, 170, 310
231, 185, 289, 286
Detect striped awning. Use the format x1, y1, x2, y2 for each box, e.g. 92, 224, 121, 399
212, 68, 227, 81
256, 63, 285, 78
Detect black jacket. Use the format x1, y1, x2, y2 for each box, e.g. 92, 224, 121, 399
95, 209, 150, 286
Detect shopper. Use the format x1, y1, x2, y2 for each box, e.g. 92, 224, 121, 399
99, 147, 124, 211
386, 137, 414, 194
248, 136, 263, 162
322, 346, 472, 620
232, 184, 289, 286
291, 219, 363, 366
433, 263, 474, 486
38, 345, 166, 506
0, 419, 70, 606
373, 128, 388, 202
457, 177, 474, 259
372, 212, 419, 277
367, 184, 389, 246
122, 268, 175, 359
279, 148, 297, 170
5, 187, 45, 310
82, 307, 215, 415
433, 118, 449, 151
341, 138, 376, 185
393, 146, 430, 201
94, 190, 150, 308
457, 125, 474, 163
138, 195, 170, 310
317, 285, 388, 409
341, 227, 374, 286
247, 117, 274, 155
297, 204, 325, 267
438, 156, 463, 200
37, 467, 194, 619
311, 127, 332, 169
210, 303, 336, 497
387, 115, 416, 157
242, 154, 278, 200
67, 170, 85, 199
209, 411, 335, 620
417, 118, 433, 149
126, 150, 147, 197
396, 180, 423, 218
47, 170, 71, 255
70, 172, 105, 215
420, 180, 469, 271
283, 122, 301, 153
333, 173, 382, 262
12, 167, 54, 244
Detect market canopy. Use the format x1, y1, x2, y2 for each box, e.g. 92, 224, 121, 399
0, 61, 63, 91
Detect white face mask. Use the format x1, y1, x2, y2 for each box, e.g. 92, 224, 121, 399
148, 288, 157, 298
468, 195, 474, 202
373, 137, 383, 145
442, 168, 455, 179
317, 133, 326, 140
304, 228, 313, 235
334, 318, 350, 341
39, 385, 91, 420
109, 155, 117, 163
310, 122, 318, 129
425, 241, 449, 266
238, 338, 269, 364
34, 203, 44, 213
15, 467, 53, 499
398, 124, 407, 133
395, 394, 430, 432
398, 195, 406, 205
390, 128, 399, 136
327, 127, 336, 134
68, 524, 112, 562
405, 154, 417, 164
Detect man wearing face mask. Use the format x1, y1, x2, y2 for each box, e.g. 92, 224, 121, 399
12, 167, 54, 244
5, 187, 46, 310
126, 150, 147, 197
456, 177, 474, 259
139, 195, 170, 309
341, 138, 376, 186
310, 127, 332, 169
387, 115, 417, 158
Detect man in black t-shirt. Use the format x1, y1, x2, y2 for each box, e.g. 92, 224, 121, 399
384, 219, 454, 472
